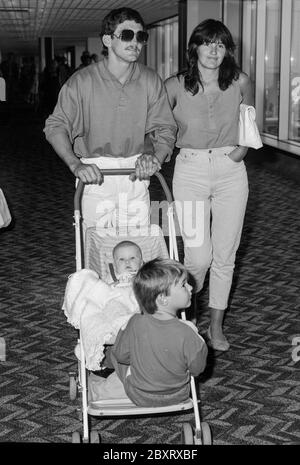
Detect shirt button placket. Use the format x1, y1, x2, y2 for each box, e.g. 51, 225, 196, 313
207, 95, 215, 130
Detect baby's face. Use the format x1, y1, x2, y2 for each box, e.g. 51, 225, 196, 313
113, 245, 142, 275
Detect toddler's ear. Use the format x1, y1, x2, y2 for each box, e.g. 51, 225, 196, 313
156, 293, 168, 306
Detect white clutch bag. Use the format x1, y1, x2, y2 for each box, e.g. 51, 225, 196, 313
0, 188, 11, 228
239, 103, 263, 149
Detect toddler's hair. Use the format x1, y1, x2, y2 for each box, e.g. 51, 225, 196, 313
133, 258, 187, 314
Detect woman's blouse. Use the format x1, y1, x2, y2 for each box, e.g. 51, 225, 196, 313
165, 75, 242, 149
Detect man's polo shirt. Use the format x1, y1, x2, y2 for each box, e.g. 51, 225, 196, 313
44, 59, 177, 163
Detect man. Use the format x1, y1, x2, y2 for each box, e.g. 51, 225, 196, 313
44, 7, 177, 230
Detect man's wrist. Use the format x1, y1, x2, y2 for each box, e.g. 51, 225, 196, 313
153, 154, 165, 166
69, 158, 82, 175
153, 155, 162, 170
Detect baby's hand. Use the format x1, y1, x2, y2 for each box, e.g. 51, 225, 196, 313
118, 272, 136, 284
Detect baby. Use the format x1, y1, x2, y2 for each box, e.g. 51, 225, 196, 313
63, 240, 143, 371
110, 240, 143, 285
99, 240, 143, 370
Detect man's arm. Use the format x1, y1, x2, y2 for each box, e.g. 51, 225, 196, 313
134, 71, 177, 180
47, 132, 103, 184
44, 78, 103, 184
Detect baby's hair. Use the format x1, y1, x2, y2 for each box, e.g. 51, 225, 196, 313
112, 240, 142, 259
133, 258, 188, 314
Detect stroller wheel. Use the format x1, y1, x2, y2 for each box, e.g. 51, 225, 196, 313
181, 422, 194, 444
72, 431, 81, 443
69, 373, 78, 401
201, 422, 212, 445
90, 430, 100, 443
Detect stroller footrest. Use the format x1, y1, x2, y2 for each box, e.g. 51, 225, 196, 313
88, 398, 193, 416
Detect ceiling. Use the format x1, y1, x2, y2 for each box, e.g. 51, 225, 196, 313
0, 0, 179, 57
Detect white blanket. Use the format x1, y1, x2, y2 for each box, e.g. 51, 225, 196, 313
62, 269, 139, 370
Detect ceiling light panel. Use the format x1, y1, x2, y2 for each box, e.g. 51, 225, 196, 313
0, 0, 178, 54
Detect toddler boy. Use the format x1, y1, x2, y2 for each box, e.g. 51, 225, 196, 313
89, 258, 208, 406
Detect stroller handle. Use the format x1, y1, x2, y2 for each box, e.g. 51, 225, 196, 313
74, 168, 173, 211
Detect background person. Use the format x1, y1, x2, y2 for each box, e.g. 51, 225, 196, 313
90, 53, 100, 64
76, 50, 92, 70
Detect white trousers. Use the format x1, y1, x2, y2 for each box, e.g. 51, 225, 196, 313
80, 155, 150, 230
173, 147, 249, 310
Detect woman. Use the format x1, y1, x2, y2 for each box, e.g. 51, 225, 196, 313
165, 19, 254, 351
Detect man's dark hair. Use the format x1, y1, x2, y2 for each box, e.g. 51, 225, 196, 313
100, 7, 146, 57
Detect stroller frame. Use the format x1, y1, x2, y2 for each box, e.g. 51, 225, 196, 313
70, 169, 211, 445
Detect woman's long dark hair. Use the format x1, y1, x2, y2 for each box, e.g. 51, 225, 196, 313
179, 19, 240, 95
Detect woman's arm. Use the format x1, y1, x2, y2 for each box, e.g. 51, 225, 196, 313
228, 72, 255, 162
164, 76, 178, 110
239, 72, 254, 106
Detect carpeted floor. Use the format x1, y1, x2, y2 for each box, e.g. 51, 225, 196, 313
0, 103, 299, 445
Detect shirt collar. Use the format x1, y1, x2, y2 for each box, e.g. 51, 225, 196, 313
99, 59, 141, 82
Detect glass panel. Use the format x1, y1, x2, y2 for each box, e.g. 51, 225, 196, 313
289, 0, 300, 141
172, 21, 179, 74
241, 1, 257, 101
263, 0, 281, 136
249, 1, 257, 88
156, 25, 164, 78
224, 0, 243, 66
147, 27, 156, 70
146, 17, 179, 80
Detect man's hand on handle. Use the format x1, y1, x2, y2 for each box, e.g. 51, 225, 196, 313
130, 153, 161, 181
71, 154, 162, 184
72, 162, 103, 185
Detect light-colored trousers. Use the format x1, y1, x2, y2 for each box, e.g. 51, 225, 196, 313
80, 155, 150, 230
173, 147, 249, 310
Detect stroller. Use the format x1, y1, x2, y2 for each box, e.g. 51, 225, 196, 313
66, 168, 212, 445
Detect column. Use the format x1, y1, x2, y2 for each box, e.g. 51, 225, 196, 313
39, 37, 54, 73
178, 0, 223, 69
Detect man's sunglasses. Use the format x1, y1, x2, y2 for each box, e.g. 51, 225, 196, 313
112, 29, 149, 44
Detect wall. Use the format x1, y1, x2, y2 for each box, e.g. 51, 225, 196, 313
186, 0, 222, 39
87, 37, 102, 58
223, 0, 242, 64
